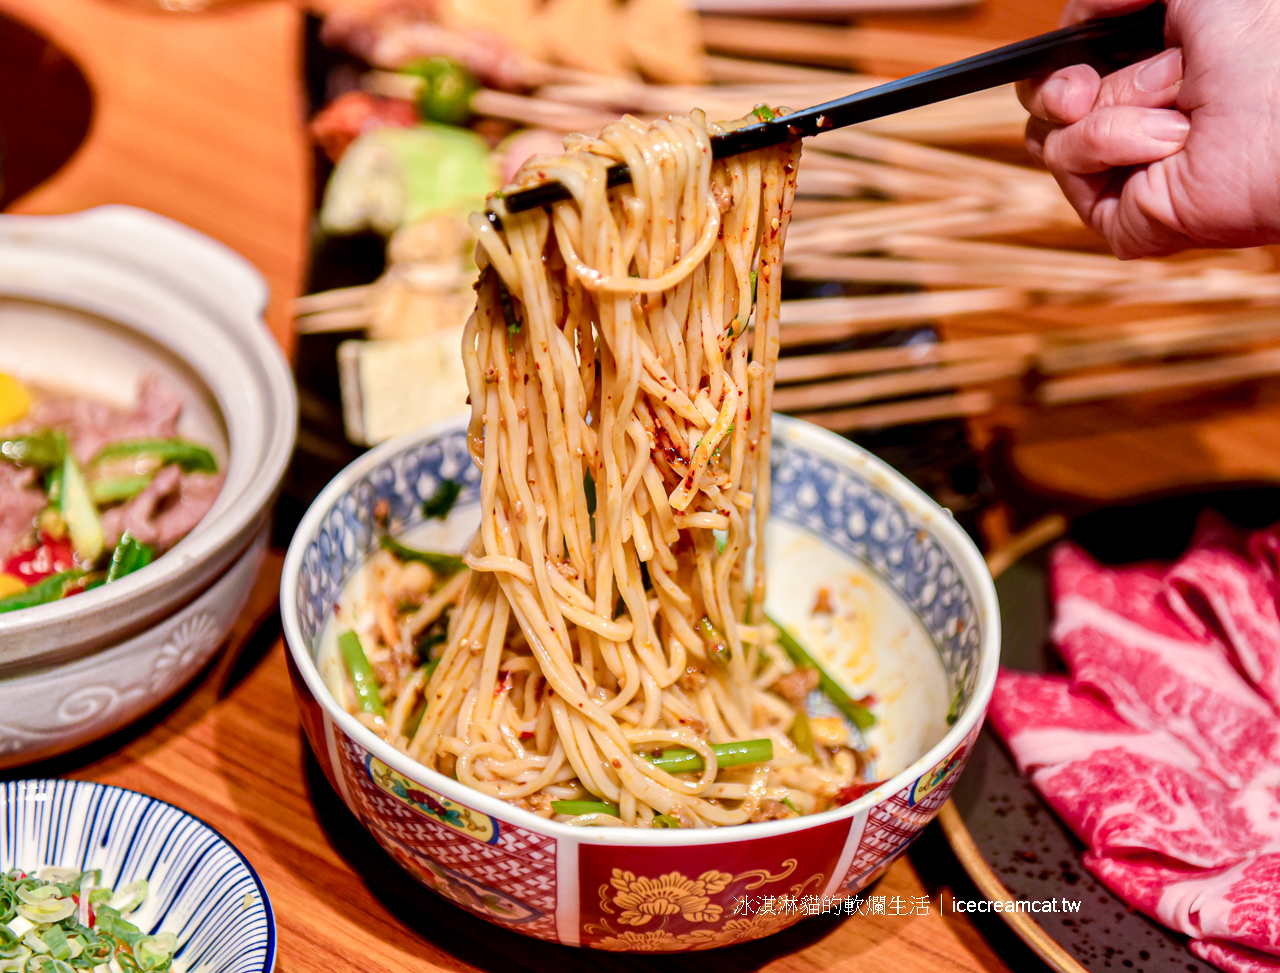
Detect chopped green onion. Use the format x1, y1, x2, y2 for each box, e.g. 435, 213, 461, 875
136, 932, 177, 969
782, 796, 801, 815
403, 700, 428, 741
416, 629, 448, 664
0, 572, 85, 614
15, 892, 74, 925
106, 532, 154, 584
107, 878, 147, 914
379, 535, 465, 575
946, 686, 964, 726
492, 272, 521, 351
40, 926, 69, 961
768, 613, 876, 730
789, 710, 816, 759
90, 474, 152, 505
652, 814, 682, 829
338, 630, 386, 718
95, 907, 143, 947
696, 615, 731, 667
646, 738, 773, 774
92, 438, 218, 474
422, 478, 462, 520
583, 470, 597, 542
551, 800, 619, 817
421, 653, 444, 681
59, 438, 104, 562
751, 104, 776, 122
733, 270, 759, 337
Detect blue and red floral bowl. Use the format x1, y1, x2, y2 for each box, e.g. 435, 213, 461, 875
281, 413, 999, 951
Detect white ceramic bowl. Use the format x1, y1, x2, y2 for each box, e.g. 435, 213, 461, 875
0, 206, 297, 669
1, 778, 275, 973
0, 526, 267, 767
283, 413, 1000, 951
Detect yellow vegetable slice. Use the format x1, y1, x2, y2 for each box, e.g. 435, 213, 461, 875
0, 575, 27, 598
0, 373, 31, 426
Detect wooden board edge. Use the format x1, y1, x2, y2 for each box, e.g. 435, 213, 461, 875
936, 801, 1091, 973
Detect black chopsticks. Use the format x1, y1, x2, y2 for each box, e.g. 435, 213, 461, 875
490, 3, 1166, 222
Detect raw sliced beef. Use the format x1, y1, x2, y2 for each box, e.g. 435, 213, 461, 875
1087, 853, 1280, 958
1247, 524, 1280, 586
1166, 513, 1280, 708
1052, 549, 1280, 788
990, 669, 1176, 773
991, 524, 1280, 973
1050, 542, 1191, 638
1192, 940, 1280, 973
990, 671, 1272, 868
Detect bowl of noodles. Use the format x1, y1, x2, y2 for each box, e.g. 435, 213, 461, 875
281, 109, 999, 950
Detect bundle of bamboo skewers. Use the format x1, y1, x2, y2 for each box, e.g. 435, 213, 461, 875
297, 27, 1280, 439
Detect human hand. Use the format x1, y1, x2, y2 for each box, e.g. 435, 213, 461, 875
1018, 0, 1280, 258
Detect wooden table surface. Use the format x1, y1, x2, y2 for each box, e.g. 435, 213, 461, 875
4, 1, 1275, 971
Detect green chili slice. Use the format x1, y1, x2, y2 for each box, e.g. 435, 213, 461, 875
93, 438, 218, 474
0, 431, 62, 470
91, 475, 153, 505
106, 532, 154, 583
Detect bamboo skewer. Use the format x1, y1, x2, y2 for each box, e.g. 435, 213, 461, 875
775, 333, 1041, 383
801, 149, 1003, 201
305, 48, 1280, 433
705, 55, 872, 86
294, 306, 375, 334
773, 356, 1028, 412
1039, 310, 1280, 373
294, 284, 374, 316
698, 16, 994, 70
779, 288, 1031, 343
1040, 346, 1280, 404
785, 255, 1135, 291
795, 390, 997, 433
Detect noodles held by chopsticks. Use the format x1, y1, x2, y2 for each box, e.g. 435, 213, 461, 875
339, 110, 866, 827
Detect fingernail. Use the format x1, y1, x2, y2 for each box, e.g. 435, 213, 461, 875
1040, 76, 1073, 113
1135, 48, 1183, 92
1141, 111, 1190, 143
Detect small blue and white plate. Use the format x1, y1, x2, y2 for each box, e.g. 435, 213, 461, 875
0, 779, 276, 973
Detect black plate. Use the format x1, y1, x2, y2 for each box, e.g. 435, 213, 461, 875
948, 484, 1280, 973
